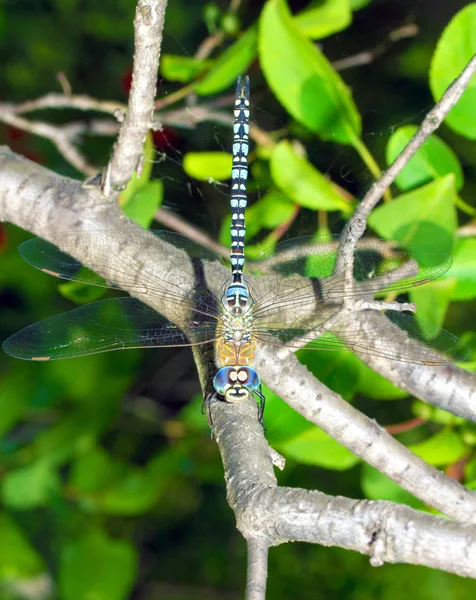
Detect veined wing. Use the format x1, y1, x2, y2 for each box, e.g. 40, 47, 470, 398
19, 230, 229, 321
247, 236, 451, 318
2, 297, 219, 360
253, 311, 469, 365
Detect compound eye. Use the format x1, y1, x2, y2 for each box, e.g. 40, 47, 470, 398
238, 367, 260, 392
213, 367, 235, 395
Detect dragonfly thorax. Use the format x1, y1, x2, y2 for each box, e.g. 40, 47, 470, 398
222, 280, 253, 315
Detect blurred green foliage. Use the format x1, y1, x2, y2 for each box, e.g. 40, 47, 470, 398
1, 0, 476, 598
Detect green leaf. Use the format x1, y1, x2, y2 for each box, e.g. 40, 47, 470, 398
408, 429, 466, 466
0, 512, 45, 580
259, 0, 361, 145
219, 189, 296, 248
264, 387, 317, 446
410, 278, 456, 329
249, 189, 297, 230
59, 529, 137, 600
264, 386, 356, 471
58, 281, 106, 304
69, 447, 181, 515
160, 54, 210, 83
279, 426, 360, 470
1, 459, 60, 510
69, 448, 127, 495
361, 464, 423, 508
429, 4, 476, 139
412, 400, 466, 426
447, 238, 476, 300
183, 151, 232, 181
119, 132, 154, 205
193, 26, 258, 95
368, 175, 458, 252
270, 140, 353, 212
356, 364, 408, 400
0, 369, 32, 436
123, 180, 163, 228
298, 348, 360, 401
386, 126, 464, 191
294, 0, 352, 40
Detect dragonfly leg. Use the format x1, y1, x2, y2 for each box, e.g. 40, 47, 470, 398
202, 392, 219, 438
255, 386, 266, 431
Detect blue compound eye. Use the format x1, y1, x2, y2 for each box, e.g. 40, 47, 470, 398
213, 367, 260, 400
213, 367, 234, 395
239, 367, 260, 392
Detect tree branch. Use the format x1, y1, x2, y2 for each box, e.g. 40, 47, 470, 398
2, 2, 476, 588
253, 343, 476, 523
209, 394, 476, 579
1, 143, 475, 526
104, 0, 168, 193
340, 52, 476, 253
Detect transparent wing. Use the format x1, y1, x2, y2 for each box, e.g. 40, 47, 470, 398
19, 230, 229, 321
253, 311, 469, 365
247, 235, 452, 318
2, 297, 219, 360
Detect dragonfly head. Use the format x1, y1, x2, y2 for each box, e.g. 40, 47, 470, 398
214, 366, 260, 403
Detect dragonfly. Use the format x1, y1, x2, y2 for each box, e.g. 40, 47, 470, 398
3, 76, 468, 417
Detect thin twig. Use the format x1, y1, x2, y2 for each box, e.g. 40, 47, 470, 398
155, 207, 229, 258
333, 23, 419, 71
195, 32, 225, 61
385, 417, 426, 435
10, 93, 126, 116
0, 109, 97, 175
337, 52, 476, 272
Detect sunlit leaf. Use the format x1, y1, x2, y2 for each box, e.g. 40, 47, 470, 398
183, 151, 232, 181
356, 364, 408, 400
386, 126, 464, 191
447, 238, 476, 300
120, 132, 155, 206
412, 400, 466, 426
410, 278, 456, 329
270, 141, 352, 212
219, 189, 296, 248
58, 281, 106, 304
409, 429, 466, 466
294, 0, 352, 40
194, 26, 258, 95
361, 464, 423, 508
368, 175, 458, 252
279, 426, 360, 470
264, 386, 357, 470
429, 4, 476, 139
160, 54, 210, 83
298, 348, 360, 401
260, 0, 361, 145
123, 180, 163, 228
